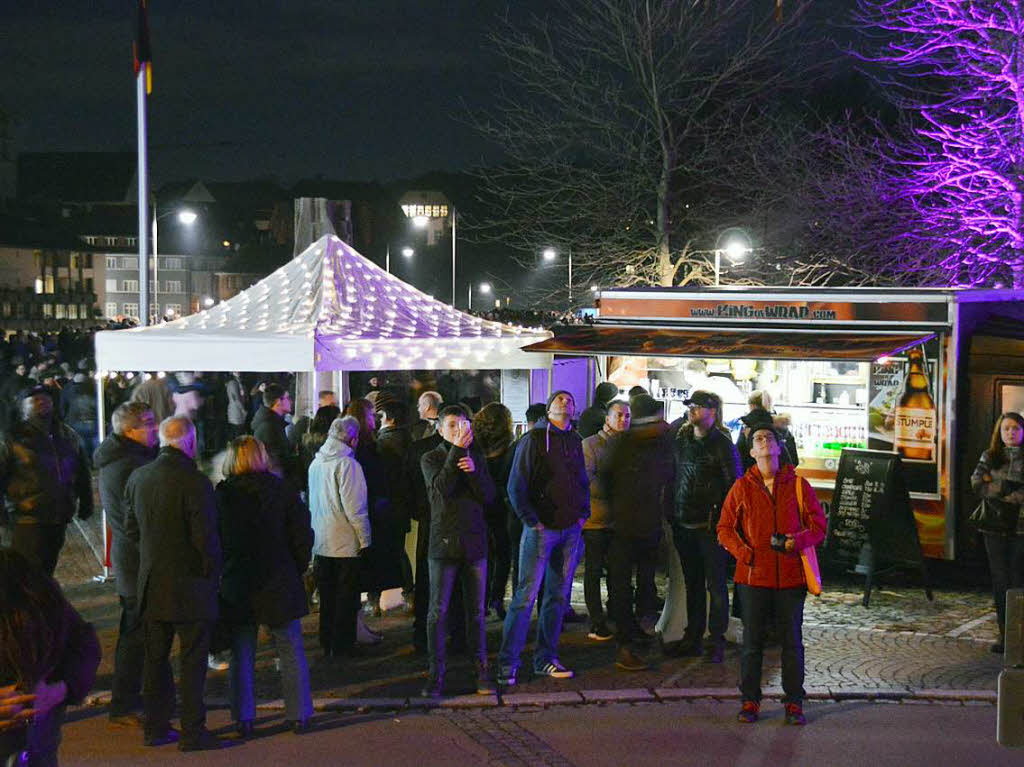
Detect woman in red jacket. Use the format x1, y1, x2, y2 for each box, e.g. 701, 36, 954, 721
716, 422, 826, 726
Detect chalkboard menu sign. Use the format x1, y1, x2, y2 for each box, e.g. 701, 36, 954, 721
826, 448, 930, 605
828, 448, 924, 565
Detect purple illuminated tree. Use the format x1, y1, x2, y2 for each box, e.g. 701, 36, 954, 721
857, 0, 1024, 286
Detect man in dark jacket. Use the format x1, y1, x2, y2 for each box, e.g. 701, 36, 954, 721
419, 405, 496, 697
576, 381, 620, 439
498, 390, 589, 685
124, 416, 222, 752
405, 422, 445, 653
377, 399, 415, 607
672, 390, 743, 662
0, 386, 93, 575
603, 394, 674, 671
251, 383, 293, 482
93, 401, 158, 726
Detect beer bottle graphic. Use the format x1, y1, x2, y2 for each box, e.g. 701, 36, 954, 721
894, 346, 936, 461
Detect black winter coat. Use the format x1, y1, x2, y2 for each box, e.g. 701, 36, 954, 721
405, 433, 443, 524
377, 425, 413, 531
421, 441, 496, 560
672, 425, 742, 529
251, 406, 292, 478
215, 472, 313, 627
0, 417, 93, 526
605, 419, 674, 539
93, 433, 156, 597
125, 447, 222, 622
355, 440, 403, 592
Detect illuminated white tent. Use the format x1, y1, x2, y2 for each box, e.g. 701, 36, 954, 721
94, 234, 553, 373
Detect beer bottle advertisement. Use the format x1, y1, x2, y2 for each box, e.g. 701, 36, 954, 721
894, 346, 936, 463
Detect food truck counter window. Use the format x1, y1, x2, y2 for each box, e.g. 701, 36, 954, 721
607, 345, 941, 496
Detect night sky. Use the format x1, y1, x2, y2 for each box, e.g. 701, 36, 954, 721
3, 1, 546, 184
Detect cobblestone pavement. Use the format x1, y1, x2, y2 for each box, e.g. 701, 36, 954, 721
55, 521, 1004, 711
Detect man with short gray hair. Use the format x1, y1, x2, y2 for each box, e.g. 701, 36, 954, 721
125, 415, 222, 751
308, 415, 370, 659
94, 401, 158, 726
411, 390, 443, 441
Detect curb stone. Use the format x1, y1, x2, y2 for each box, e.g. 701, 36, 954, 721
77, 685, 998, 714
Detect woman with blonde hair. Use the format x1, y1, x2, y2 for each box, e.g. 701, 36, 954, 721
216, 436, 314, 737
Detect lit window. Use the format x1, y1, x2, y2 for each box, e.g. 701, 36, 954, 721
1, 302, 10, 317
44, 276, 54, 294
55, 304, 67, 320
440, 205, 448, 218
42, 303, 53, 318
80, 304, 89, 318
34, 278, 43, 294
105, 279, 117, 292
68, 304, 78, 319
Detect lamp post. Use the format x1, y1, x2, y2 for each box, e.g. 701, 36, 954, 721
451, 209, 457, 306
385, 245, 415, 274
150, 208, 197, 322
542, 246, 573, 304
468, 281, 491, 311
713, 229, 751, 286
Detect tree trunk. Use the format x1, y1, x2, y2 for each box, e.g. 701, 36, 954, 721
657, 145, 675, 286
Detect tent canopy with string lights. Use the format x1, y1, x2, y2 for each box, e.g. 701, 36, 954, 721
94, 234, 553, 373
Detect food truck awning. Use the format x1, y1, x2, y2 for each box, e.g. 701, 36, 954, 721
521, 325, 936, 361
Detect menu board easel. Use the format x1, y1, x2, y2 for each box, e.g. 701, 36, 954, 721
825, 449, 933, 607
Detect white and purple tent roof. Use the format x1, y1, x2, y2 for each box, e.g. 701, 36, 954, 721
95, 235, 553, 372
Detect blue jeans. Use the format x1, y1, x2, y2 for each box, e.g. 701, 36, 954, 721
230, 619, 312, 724
499, 524, 584, 673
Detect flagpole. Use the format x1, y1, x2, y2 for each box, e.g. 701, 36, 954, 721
136, 60, 149, 326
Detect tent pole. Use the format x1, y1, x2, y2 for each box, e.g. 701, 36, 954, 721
93, 373, 111, 583
339, 371, 350, 406
309, 369, 317, 418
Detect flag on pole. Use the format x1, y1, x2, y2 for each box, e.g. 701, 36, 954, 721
133, 0, 153, 94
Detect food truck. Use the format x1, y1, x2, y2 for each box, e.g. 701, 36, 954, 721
524, 287, 1024, 562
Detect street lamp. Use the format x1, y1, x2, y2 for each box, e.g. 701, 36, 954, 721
468, 281, 491, 310
385, 245, 415, 274
149, 207, 197, 322
713, 228, 751, 286
542, 246, 574, 303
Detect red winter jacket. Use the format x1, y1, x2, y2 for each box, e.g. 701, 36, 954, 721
716, 463, 826, 590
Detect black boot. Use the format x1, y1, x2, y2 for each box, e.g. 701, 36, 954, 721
475, 661, 497, 695
421, 662, 445, 698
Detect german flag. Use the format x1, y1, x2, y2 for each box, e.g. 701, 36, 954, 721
133, 0, 153, 94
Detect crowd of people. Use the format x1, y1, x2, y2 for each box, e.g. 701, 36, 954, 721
1, 360, 839, 763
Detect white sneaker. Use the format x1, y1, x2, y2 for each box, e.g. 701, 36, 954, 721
536, 660, 574, 679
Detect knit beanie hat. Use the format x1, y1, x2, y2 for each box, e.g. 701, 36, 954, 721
630, 393, 663, 421
546, 389, 574, 409
594, 382, 618, 405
